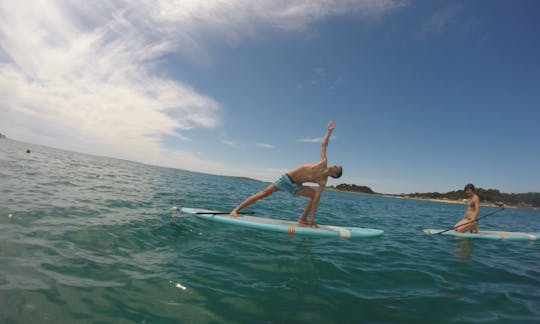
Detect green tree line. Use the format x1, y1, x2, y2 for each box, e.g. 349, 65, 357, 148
400, 188, 540, 208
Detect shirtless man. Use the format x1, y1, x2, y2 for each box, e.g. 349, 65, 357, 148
230, 121, 342, 226
454, 183, 480, 233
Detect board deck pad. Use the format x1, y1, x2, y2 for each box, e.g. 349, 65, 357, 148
180, 208, 383, 239
424, 229, 539, 241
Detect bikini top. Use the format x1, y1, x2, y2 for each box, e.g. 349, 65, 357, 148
468, 197, 476, 208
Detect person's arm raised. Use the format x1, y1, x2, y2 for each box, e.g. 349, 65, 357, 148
320, 121, 334, 161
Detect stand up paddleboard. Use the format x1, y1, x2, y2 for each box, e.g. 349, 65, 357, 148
424, 229, 539, 241
180, 208, 383, 239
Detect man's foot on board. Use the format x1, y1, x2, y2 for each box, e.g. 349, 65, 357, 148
298, 220, 318, 228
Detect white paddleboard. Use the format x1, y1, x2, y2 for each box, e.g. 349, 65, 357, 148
180, 207, 383, 239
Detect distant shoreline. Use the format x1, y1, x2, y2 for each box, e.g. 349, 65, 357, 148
388, 195, 540, 211
327, 188, 539, 211
389, 195, 522, 209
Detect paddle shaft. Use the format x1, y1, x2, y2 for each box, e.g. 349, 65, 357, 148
173, 212, 255, 219
195, 211, 255, 215
438, 207, 505, 235
171, 207, 255, 217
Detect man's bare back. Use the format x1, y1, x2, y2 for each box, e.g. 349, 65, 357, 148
287, 160, 329, 186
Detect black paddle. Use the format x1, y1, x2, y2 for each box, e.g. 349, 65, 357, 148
194, 211, 255, 215
170, 207, 255, 217
437, 206, 505, 235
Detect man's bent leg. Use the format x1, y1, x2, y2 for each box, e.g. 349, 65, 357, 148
298, 201, 313, 224
296, 187, 315, 224
230, 184, 277, 216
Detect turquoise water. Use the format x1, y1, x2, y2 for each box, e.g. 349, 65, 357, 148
1, 138, 539, 323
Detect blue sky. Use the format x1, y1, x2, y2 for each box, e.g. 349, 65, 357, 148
1, 1, 539, 194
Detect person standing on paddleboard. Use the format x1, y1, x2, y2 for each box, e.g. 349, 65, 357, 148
454, 183, 480, 233
230, 121, 343, 227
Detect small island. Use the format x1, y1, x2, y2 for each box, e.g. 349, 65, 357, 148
327, 183, 375, 194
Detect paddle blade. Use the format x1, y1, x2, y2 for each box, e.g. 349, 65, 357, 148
170, 206, 196, 218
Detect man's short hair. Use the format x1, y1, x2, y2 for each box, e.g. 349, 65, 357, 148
333, 165, 343, 178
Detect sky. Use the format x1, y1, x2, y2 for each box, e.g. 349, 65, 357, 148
1, 0, 539, 194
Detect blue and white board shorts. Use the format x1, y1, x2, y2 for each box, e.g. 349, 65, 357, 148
273, 174, 307, 195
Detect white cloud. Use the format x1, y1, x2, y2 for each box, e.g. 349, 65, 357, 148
311, 66, 326, 85
0, 0, 220, 166
256, 143, 275, 149
299, 135, 336, 143
299, 65, 346, 91
220, 140, 274, 149
415, 5, 463, 39
0, 0, 405, 176
300, 137, 325, 143
220, 139, 242, 148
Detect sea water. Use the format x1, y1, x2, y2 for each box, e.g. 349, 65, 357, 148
1, 138, 539, 323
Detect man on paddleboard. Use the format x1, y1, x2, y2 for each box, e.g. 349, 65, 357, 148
230, 121, 342, 226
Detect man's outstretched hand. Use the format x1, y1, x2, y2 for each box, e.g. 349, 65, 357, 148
327, 120, 335, 131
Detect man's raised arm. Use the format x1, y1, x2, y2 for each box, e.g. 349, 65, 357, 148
320, 120, 334, 160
